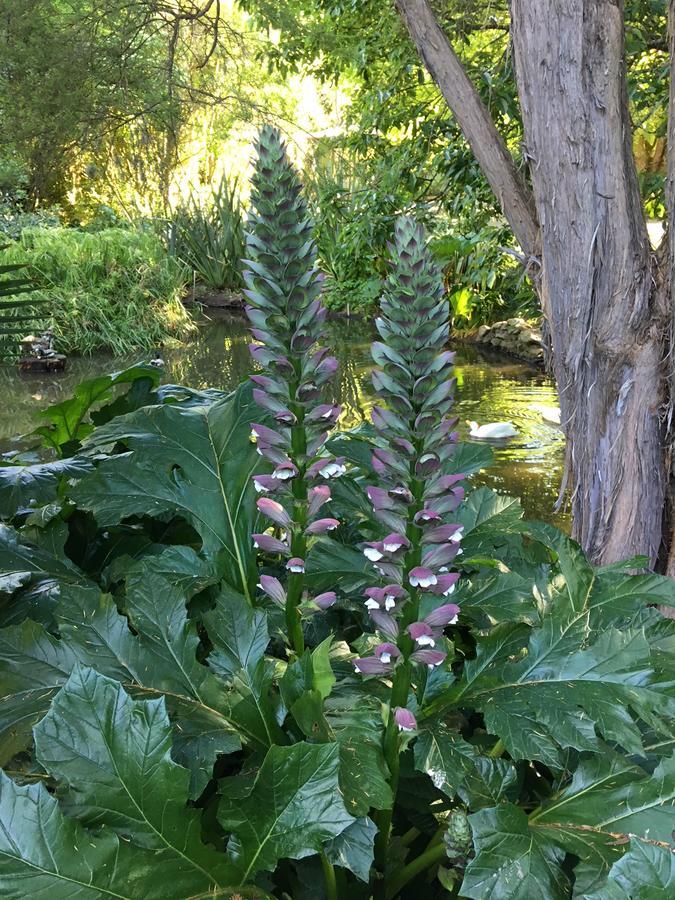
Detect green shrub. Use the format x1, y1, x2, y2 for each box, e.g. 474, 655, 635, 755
431, 220, 538, 327
3, 227, 194, 355
306, 142, 540, 325
0, 201, 62, 241
168, 176, 245, 293
306, 152, 418, 313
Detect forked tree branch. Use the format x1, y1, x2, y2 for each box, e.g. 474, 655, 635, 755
394, 0, 541, 259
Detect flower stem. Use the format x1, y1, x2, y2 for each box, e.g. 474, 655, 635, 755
373, 662, 412, 895
285, 571, 305, 656
285, 408, 307, 655
384, 841, 448, 900
399, 826, 420, 847
320, 852, 338, 900
489, 738, 505, 758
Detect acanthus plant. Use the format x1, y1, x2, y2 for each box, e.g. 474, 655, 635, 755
351, 215, 465, 886
0, 128, 673, 900
243, 125, 344, 654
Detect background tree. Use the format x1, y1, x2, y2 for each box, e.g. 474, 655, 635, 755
389, 0, 672, 569
0, 0, 312, 216
247, 0, 673, 568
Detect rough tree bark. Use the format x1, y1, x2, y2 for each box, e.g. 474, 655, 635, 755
395, 0, 673, 567
666, 1, 675, 577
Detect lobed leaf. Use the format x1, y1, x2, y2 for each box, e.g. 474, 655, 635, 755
414, 726, 519, 811
0, 457, 92, 520
584, 840, 675, 899
324, 816, 377, 882
35, 666, 239, 886
218, 742, 355, 882
0, 771, 268, 899
72, 383, 264, 596
462, 803, 569, 899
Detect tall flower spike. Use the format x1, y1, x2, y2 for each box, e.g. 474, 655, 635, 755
244, 126, 342, 654
357, 216, 463, 676
363, 215, 465, 877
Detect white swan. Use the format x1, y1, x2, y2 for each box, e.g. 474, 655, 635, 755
467, 420, 519, 440
535, 405, 561, 426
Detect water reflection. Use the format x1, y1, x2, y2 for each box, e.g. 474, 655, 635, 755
1, 311, 567, 527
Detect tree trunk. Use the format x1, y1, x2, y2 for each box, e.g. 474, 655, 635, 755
511, 0, 668, 566
396, 0, 671, 566
665, 1, 675, 577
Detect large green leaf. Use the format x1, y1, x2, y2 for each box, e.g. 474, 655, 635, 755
0, 577, 241, 795
0, 770, 154, 899
72, 574, 242, 793
458, 486, 523, 531
0, 522, 91, 629
205, 585, 270, 679
584, 840, 675, 899
104, 544, 217, 597
461, 803, 569, 899
32, 363, 161, 456
524, 523, 594, 610
449, 570, 539, 627
0, 457, 92, 519
414, 726, 519, 811
306, 536, 374, 594
0, 619, 78, 764
35, 666, 238, 887
528, 524, 675, 625
465, 626, 672, 766
218, 742, 355, 883
72, 383, 264, 596
204, 586, 286, 750
324, 692, 393, 817
0, 771, 267, 899
461, 754, 675, 898
324, 816, 377, 882
529, 754, 675, 866
427, 524, 675, 765
457, 487, 525, 552
0, 523, 86, 589
590, 571, 675, 627
449, 442, 494, 476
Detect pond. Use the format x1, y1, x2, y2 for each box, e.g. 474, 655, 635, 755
1, 311, 568, 528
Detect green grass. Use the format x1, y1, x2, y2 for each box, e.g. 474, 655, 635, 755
3, 227, 196, 355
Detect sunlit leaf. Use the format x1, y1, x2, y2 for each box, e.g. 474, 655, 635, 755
72, 383, 264, 595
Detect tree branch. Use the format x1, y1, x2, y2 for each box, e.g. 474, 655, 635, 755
394, 0, 540, 259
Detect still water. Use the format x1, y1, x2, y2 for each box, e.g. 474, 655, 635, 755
1, 312, 567, 527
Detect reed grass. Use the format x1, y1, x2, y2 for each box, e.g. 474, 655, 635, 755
3, 227, 195, 355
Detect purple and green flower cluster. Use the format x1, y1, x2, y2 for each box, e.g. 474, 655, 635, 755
353, 215, 464, 731
243, 126, 344, 653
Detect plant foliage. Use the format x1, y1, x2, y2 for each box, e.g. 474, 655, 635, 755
2, 228, 194, 354
169, 175, 245, 293
0, 129, 673, 899
0, 243, 46, 352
